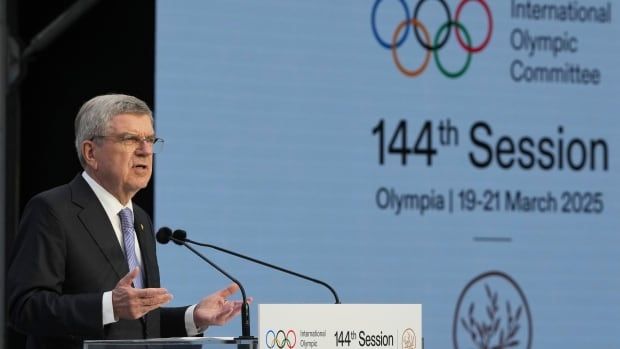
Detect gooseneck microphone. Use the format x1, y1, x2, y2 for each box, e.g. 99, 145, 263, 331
156, 227, 253, 339
171, 229, 341, 304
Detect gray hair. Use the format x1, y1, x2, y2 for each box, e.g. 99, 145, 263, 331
74, 94, 154, 167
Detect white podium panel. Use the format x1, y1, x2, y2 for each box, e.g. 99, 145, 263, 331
259, 304, 422, 349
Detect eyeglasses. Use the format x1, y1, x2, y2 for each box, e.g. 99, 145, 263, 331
92, 133, 165, 153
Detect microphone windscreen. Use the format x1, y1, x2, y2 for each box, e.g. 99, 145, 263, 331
172, 229, 187, 245
156, 227, 172, 244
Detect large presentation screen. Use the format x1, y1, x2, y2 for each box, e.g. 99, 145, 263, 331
155, 1, 619, 347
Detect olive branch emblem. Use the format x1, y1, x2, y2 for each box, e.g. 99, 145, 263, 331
460, 284, 523, 349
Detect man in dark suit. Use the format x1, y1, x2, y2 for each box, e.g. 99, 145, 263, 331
7, 94, 246, 349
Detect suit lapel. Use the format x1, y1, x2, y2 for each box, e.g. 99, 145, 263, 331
133, 207, 160, 338
133, 210, 156, 287
70, 175, 129, 279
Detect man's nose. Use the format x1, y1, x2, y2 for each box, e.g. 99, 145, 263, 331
134, 139, 153, 154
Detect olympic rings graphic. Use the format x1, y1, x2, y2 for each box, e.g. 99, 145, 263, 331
266, 329, 297, 349
371, 0, 493, 78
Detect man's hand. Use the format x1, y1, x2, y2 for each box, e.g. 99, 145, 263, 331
193, 283, 251, 330
112, 267, 173, 320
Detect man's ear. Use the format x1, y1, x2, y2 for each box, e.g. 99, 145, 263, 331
82, 141, 98, 170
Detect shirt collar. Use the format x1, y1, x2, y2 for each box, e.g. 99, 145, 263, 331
82, 171, 134, 217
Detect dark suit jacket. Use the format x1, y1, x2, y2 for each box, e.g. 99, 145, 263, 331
7, 175, 189, 349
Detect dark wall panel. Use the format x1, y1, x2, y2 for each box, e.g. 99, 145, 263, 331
15, 0, 155, 214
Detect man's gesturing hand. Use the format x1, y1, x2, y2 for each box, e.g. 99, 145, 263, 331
193, 283, 252, 330
112, 267, 173, 319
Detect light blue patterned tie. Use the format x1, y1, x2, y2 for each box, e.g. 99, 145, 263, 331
118, 208, 143, 288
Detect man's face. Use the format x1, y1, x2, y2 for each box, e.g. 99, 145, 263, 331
87, 113, 154, 204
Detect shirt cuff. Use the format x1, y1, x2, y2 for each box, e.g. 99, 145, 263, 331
102, 291, 118, 325
185, 304, 203, 336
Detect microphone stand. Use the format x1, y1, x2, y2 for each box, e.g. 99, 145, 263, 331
174, 231, 340, 304
169, 235, 254, 340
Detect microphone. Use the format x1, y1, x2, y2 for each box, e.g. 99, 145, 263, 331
156, 226, 172, 244
171, 229, 340, 304
156, 227, 253, 339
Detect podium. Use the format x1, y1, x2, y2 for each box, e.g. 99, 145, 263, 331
259, 304, 422, 349
83, 337, 258, 349
84, 304, 422, 349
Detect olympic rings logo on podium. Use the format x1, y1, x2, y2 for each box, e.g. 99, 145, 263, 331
371, 0, 493, 78
265, 329, 297, 349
